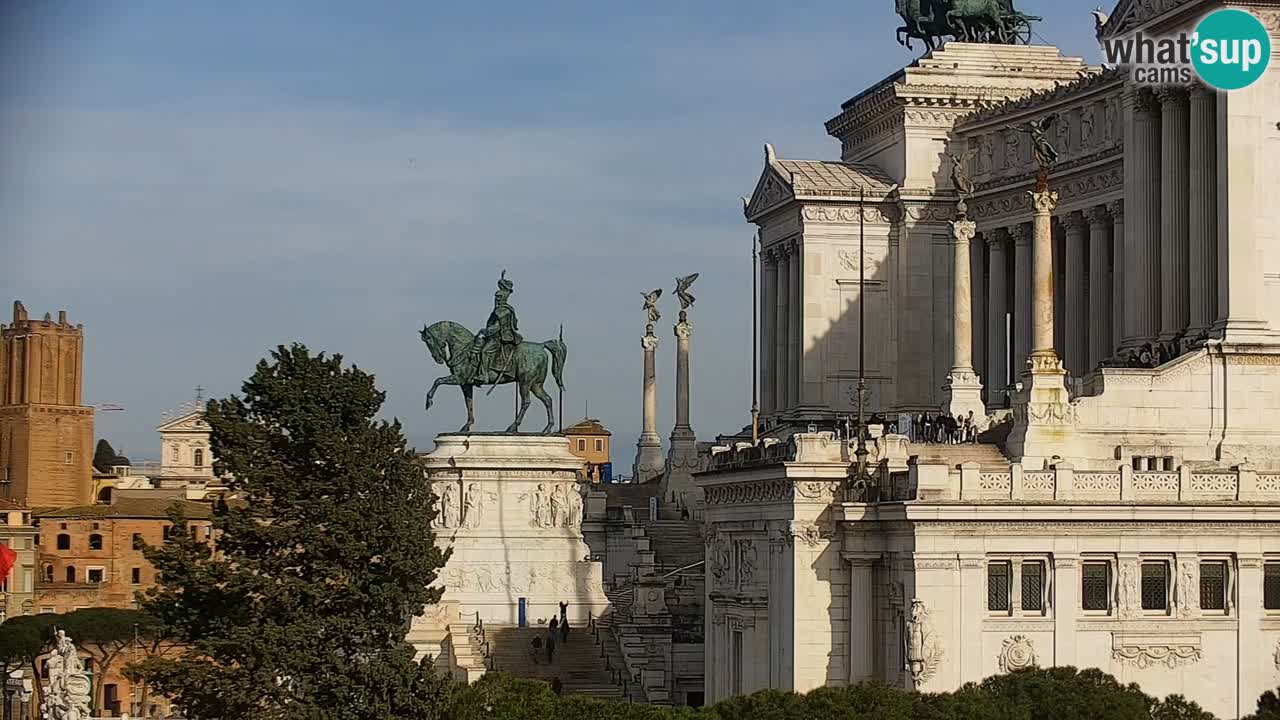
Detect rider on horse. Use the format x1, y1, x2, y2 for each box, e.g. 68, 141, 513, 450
472, 270, 523, 384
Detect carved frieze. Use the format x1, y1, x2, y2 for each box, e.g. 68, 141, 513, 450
802, 205, 894, 225
1111, 635, 1202, 669
905, 599, 943, 686
437, 562, 599, 596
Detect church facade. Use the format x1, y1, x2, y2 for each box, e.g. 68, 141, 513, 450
705, 1, 1280, 718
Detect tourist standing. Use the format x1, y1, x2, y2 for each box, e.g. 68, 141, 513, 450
559, 601, 570, 643
547, 617, 558, 662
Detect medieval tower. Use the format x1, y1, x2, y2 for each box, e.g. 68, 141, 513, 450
0, 301, 95, 507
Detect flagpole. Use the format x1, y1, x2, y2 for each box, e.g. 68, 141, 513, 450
558, 324, 564, 433
751, 233, 760, 444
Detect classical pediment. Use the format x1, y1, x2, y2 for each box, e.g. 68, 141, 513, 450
156, 410, 208, 434
1100, 0, 1207, 38
744, 144, 895, 222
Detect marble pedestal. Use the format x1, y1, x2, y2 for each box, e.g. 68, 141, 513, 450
417, 434, 610, 628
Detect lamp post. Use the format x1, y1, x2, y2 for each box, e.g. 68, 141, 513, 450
849, 187, 878, 501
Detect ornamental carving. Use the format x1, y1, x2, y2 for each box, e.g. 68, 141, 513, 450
437, 562, 598, 596
1118, 561, 1141, 619
1112, 641, 1202, 669
736, 540, 758, 586
950, 219, 977, 243
1028, 189, 1059, 214
999, 635, 1037, 673
1021, 471, 1055, 493
905, 599, 943, 686
802, 205, 893, 225
523, 482, 584, 529
1177, 560, 1197, 616
837, 249, 880, 277
788, 521, 835, 548
711, 535, 732, 586
1074, 472, 1121, 493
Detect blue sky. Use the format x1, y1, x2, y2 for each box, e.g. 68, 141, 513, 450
0, 1, 1100, 463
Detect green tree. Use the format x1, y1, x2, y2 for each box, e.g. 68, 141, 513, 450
131, 344, 452, 720
93, 439, 117, 473
1244, 690, 1280, 720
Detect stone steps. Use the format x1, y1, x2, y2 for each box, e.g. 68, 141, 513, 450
483, 625, 625, 700
907, 441, 1011, 469
643, 519, 704, 570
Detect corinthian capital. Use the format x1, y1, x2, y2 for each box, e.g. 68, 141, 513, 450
1028, 189, 1059, 215
1087, 205, 1110, 228
949, 219, 977, 244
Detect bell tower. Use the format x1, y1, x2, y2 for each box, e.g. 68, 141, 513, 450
0, 301, 95, 507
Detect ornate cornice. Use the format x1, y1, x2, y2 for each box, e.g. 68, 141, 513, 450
958, 67, 1124, 128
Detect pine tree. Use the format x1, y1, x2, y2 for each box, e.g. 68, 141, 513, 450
132, 344, 453, 720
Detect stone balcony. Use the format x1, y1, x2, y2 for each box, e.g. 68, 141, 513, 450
888, 462, 1280, 504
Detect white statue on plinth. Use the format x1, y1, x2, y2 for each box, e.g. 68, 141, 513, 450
41, 630, 91, 720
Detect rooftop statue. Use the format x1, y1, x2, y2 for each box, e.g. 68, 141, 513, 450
1009, 114, 1060, 177
896, 0, 1040, 52
421, 271, 566, 434
675, 273, 699, 311
642, 288, 663, 325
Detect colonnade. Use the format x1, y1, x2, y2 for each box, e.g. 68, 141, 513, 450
966, 86, 1219, 402
759, 240, 801, 416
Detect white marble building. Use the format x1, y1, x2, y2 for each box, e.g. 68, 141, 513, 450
705, 1, 1280, 717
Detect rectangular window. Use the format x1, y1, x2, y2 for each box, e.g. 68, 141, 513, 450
132, 533, 144, 550
1022, 561, 1045, 612
595, 438, 603, 452
1264, 563, 1280, 610
1199, 562, 1227, 611
131, 568, 141, 585
1082, 562, 1110, 611
987, 561, 1011, 612
86, 567, 105, 584
1142, 562, 1169, 611
577, 439, 586, 452
40, 607, 55, 614
64, 452, 73, 465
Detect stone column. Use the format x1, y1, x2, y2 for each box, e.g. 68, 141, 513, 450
761, 250, 777, 415
775, 246, 790, 414
1087, 206, 1112, 370
1108, 200, 1125, 356
971, 231, 987, 395
1012, 223, 1032, 379
1158, 88, 1190, 343
663, 312, 700, 507
674, 315, 693, 435
1215, 89, 1270, 341
1006, 187, 1073, 468
633, 330, 665, 482
1052, 556, 1079, 666
943, 217, 985, 419
1123, 89, 1161, 349
1188, 85, 1218, 337
788, 241, 802, 410
986, 230, 1009, 403
1062, 212, 1087, 376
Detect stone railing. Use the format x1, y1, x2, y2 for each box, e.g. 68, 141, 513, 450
911, 464, 1280, 503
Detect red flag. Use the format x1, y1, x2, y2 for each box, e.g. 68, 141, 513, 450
0, 543, 16, 583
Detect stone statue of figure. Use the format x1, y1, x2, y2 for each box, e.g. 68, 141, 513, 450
440, 482, 460, 528
567, 485, 583, 528
1010, 114, 1060, 175
461, 483, 482, 529
905, 600, 932, 684
642, 289, 663, 325
42, 629, 91, 720
675, 274, 700, 311
550, 484, 566, 528
533, 483, 551, 528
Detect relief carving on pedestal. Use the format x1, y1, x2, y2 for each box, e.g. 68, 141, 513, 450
999, 635, 1037, 673
432, 481, 462, 529
524, 482, 584, 529
736, 540, 758, 586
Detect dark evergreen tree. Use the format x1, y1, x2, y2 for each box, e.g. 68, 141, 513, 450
131, 344, 452, 720
94, 439, 118, 472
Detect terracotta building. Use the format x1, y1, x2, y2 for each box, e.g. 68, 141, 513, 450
564, 417, 612, 481
0, 497, 36, 620
34, 496, 212, 614
0, 301, 95, 508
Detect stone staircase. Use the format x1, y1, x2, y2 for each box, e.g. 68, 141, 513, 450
907, 441, 1012, 469
643, 519, 704, 571
485, 624, 627, 700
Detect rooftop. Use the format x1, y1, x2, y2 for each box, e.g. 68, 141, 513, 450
35, 497, 213, 520
564, 418, 611, 437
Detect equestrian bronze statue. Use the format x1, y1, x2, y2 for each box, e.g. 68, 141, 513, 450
421, 271, 566, 434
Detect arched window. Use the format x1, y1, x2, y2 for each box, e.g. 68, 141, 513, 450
65, 566, 76, 583
97, 486, 113, 504
88, 534, 103, 551
56, 534, 70, 551
194, 449, 204, 468
42, 564, 53, 583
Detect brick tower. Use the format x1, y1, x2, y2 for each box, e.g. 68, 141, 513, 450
0, 301, 95, 507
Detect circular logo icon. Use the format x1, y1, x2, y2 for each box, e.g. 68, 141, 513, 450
1192, 9, 1271, 91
